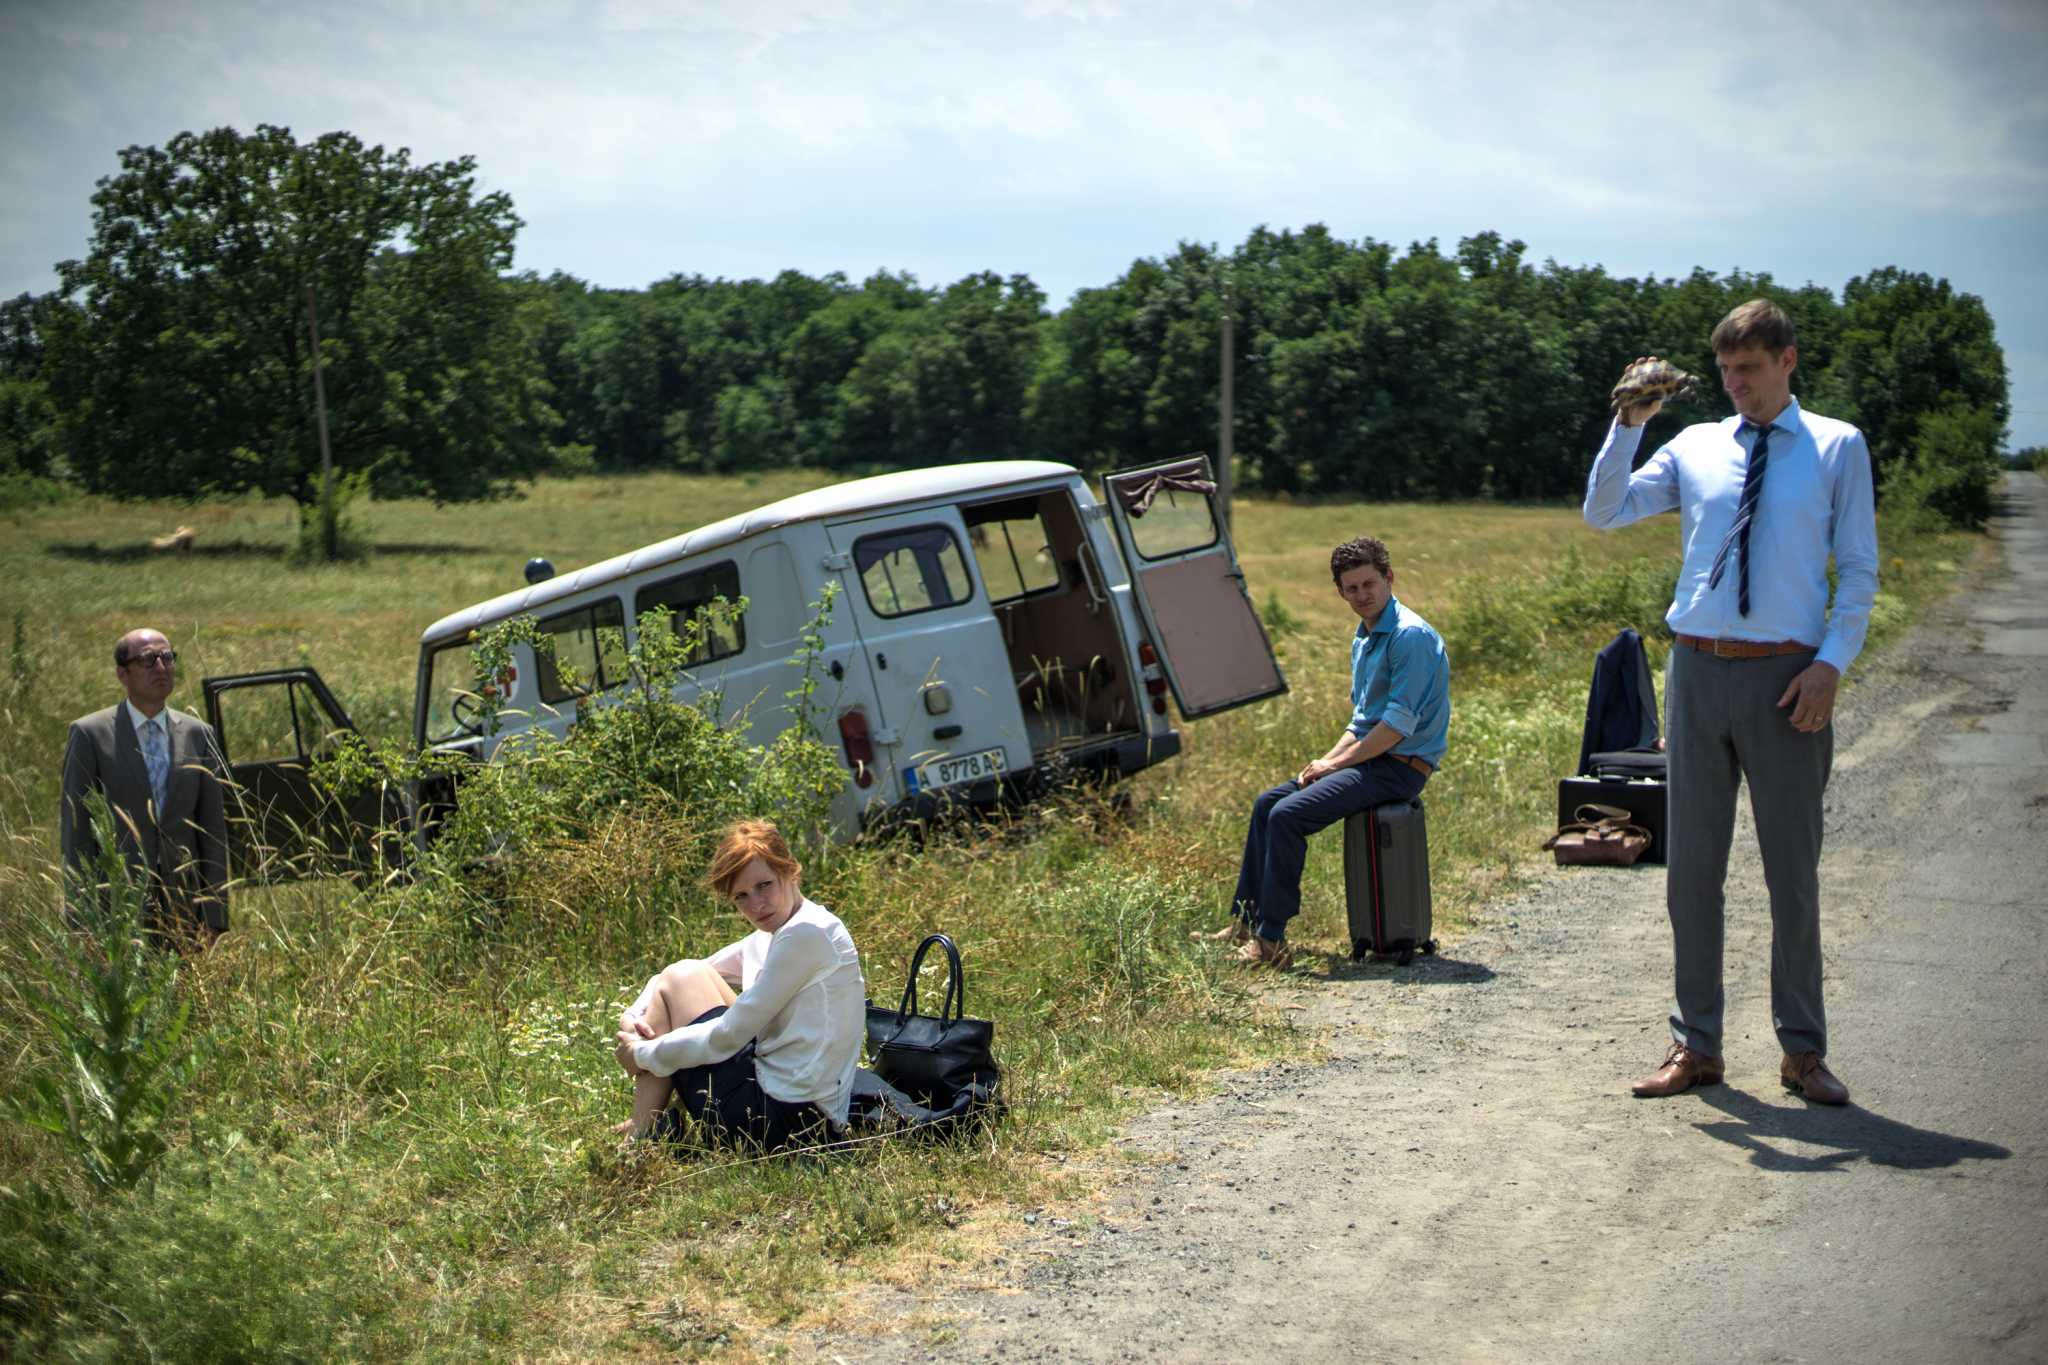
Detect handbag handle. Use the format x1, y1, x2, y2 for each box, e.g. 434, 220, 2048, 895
894, 932, 965, 1025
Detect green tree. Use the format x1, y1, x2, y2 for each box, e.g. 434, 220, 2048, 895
1810, 268, 2009, 507
0, 293, 61, 481
39, 125, 553, 525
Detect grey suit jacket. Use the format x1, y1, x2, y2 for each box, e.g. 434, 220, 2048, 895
60, 703, 231, 932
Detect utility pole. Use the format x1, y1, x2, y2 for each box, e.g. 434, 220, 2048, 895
1218, 275, 1234, 530
305, 285, 335, 558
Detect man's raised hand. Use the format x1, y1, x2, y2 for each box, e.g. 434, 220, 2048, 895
1609, 355, 1700, 428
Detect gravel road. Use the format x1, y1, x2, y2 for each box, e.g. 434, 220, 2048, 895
818, 474, 2048, 1365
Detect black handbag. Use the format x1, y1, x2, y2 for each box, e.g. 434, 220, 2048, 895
864, 933, 1001, 1115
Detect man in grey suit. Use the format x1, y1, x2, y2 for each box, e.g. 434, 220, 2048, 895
60, 628, 231, 945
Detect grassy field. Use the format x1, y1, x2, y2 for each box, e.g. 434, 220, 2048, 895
0, 471, 1972, 1360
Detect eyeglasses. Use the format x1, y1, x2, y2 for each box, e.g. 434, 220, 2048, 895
125, 651, 177, 669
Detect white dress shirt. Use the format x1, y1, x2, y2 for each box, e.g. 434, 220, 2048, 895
627, 898, 865, 1124
1582, 397, 1879, 675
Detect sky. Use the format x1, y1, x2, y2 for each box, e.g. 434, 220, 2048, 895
5, 0, 2046, 447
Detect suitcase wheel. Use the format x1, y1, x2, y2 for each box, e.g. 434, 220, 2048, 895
1395, 945, 1414, 966
1350, 938, 1370, 962
1421, 939, 1436, 956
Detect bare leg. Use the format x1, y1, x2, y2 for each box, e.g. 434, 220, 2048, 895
620, 962, 738, 1137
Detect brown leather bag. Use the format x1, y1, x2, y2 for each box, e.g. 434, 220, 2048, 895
1544, 803, 1652, 866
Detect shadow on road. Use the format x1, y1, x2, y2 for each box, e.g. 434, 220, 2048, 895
1318, 953, 1497, 985
1692, 1085, 2012, 1173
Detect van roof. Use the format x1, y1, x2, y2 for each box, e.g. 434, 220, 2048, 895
419, 459, 1084, 646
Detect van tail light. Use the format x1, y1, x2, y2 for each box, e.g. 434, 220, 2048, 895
837, 709, 877, 788
1138, 642, 1168, 715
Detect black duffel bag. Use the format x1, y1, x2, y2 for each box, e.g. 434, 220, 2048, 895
863, 933, 1002, 1124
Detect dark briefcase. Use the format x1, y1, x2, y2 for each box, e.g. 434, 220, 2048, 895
1557, 774, 1667, 865
1343, 799, 1434, 964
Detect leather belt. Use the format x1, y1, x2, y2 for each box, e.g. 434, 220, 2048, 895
1385, 751, 1433, 776
1674, 633, 1815, 659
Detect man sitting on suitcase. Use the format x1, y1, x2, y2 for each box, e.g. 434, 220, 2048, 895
1205, 536, 1450, 967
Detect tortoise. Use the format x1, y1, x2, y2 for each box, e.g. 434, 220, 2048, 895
1609, 355, 1700, 417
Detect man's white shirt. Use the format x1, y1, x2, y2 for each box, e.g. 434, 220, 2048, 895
1583, 397, 1879, 675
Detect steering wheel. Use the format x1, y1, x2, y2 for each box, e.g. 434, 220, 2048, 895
450, 691, 484, 735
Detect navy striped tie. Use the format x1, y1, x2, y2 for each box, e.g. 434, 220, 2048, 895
1708, 421, 1771, 616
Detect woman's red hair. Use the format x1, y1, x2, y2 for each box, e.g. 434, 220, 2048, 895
706, 819, 801, 897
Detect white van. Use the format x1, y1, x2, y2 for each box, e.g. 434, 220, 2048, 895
200, 456, 1287, 857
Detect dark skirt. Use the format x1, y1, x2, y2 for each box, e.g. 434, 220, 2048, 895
659, 1006, 832, 1153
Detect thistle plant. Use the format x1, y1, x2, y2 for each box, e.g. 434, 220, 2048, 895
11, 791, 195, 1193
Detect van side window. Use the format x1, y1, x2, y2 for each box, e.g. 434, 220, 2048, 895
964, 498, 1060, 603
853, 525, 974, 617
536, 599, 628, 703
635, 561, 745, 664
1127, 487, 1219, 561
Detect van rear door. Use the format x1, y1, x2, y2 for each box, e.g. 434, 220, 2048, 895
823, 506, 1030, 806
1099, 455, 1287, 717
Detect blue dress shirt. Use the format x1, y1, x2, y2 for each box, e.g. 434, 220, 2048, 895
1347, 596, 1451, 767
1582, 397, 1879, 675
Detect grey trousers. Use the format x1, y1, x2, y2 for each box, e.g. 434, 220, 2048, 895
1664, 645, 1833, 1057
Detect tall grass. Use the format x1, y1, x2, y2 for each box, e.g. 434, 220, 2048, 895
0, 472, 1976, 1359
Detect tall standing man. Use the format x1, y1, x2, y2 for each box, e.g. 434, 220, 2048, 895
1204, 536, 1450, 967
60, 628, 232, 945
1584, 299, 1878, 1104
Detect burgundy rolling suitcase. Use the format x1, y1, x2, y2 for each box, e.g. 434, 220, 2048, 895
1344, 799, 1434, 965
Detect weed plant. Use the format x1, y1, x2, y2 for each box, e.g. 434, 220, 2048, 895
0, 471, 1979, 1359
10, 792, 195, 1192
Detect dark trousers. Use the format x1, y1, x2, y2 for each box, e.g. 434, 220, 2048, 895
1231, 757, 1429, 942
1665, 646, 1833, 1057
662, 1006, 831, 1153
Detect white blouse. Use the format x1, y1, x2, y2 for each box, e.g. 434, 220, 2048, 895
627, 899, 865, 1124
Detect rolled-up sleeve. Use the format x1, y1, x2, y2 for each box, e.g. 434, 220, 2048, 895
632, 923, 832, 1077
1584, 419, 1676, 529
1378, 630, 1431, 737
1346, 675, 1375, 738
1817, 431, 1880, 675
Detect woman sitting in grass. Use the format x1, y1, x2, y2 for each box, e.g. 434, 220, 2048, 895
612, 819, 865, 1151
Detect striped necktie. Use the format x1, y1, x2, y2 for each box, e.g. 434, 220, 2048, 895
1708, 421, 1771, 616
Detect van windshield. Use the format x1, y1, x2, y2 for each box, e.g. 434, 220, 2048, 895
422, 639, 489, 743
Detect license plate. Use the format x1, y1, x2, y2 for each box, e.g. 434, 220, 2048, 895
907, 745, 1007, 793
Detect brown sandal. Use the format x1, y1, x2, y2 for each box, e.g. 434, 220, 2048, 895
1233, 935, 1294, 969
1197, 920, 1252, 945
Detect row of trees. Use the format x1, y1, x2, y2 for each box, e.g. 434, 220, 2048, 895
0, 126, 2014, 533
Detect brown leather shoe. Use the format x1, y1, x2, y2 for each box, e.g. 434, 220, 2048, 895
1631, 1042, 1725, 1098
1781, 1051, 1849, 1105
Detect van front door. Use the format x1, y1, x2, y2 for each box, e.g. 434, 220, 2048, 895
202, 668, 402, 880
824, 507, 1031, 807
1100, 455, 1288, 717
